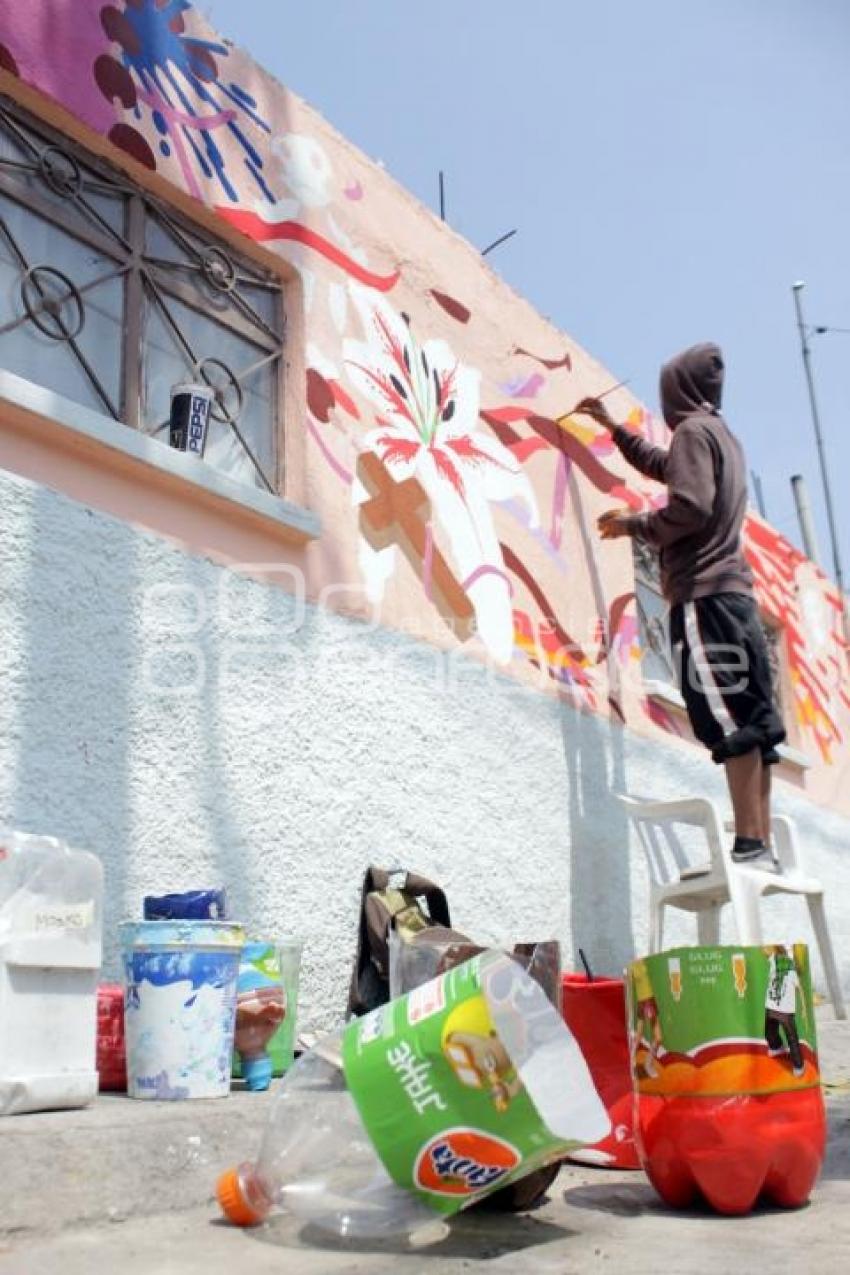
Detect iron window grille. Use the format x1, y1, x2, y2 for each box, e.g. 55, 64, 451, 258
0, 96, 284, 494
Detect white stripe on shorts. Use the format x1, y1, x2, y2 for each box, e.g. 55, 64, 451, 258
683, 600, 736, 737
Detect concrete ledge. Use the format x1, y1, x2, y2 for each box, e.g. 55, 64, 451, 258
643, 679, 686, 711
0, 369, 320, 546
775, 743, 814, 771
1, 1087, 274, 1234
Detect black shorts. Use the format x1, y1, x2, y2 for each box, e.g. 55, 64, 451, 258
669, 592, 786, 765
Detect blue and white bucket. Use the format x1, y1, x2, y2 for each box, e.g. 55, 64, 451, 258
120, 920, 244, 1101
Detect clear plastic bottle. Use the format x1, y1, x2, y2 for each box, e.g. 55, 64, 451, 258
218, 953, 609, 1240
217, 1038, 442, 1240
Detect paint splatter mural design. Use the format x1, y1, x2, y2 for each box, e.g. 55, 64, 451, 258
95, 1, 271, 195
0, 0, 847, 775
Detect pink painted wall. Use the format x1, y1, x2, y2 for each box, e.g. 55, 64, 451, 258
1, 1, 848, 814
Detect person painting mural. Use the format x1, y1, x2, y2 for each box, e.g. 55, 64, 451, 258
577, 344, 785, 869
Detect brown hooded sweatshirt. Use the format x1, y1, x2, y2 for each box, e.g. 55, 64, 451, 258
611, 342, 753, 605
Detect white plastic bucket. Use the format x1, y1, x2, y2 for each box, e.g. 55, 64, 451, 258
120, 920, 244, 1100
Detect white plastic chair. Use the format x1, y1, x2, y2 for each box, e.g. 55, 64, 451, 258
619, 794, 846, 1019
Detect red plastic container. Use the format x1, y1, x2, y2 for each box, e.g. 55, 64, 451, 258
96, 983, 127, 1092
627, 944, 827, 1215
561, 973, 640, 1169
637, 1088, 827, 1214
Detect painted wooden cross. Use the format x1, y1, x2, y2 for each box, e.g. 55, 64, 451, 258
357, 450, 475, 640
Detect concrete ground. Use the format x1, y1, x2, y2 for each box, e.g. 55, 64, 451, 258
3, 1008, 849, 1275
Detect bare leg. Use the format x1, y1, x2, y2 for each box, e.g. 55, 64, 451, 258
725, 749, 765, 841
760, 763, 772, 847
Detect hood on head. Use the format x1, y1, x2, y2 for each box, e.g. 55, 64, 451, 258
659, 343, 724, 430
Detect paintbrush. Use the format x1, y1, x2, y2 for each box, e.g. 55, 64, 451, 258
557, 378, 631, 427
594, 377, 631, 402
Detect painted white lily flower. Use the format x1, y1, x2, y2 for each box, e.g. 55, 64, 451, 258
344, 286, 538, 663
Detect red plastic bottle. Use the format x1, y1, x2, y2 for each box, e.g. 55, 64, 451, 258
636, 1088, 827, 1215
629, 944, 827, 1215
561, 973, 640, 1169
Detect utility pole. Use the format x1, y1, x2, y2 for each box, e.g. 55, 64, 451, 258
791, 474, 821, 565
750, 469, 767, 519
791, 282, 849, 639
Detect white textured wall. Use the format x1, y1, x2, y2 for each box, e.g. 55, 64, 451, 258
1, 468, 848, 1029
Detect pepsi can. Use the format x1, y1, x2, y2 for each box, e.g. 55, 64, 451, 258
170, 382, 214, 457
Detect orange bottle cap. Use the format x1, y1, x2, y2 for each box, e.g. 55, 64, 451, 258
216, 1167, 265, 1227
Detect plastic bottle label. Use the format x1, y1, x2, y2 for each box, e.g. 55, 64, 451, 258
22, 901, 94, 933
342, 952, 586, 1216
626, 943, 819, 1097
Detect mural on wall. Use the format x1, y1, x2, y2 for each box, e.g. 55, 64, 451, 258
745, 518, 848, 763
0, 0, 847, 764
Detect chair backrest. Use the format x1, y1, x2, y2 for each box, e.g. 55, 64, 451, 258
618, 796, 728, 889
770, 815, 805, 875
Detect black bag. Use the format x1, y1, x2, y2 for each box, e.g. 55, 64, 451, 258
346, 864, 563, 1211
347, 865, 466, 1018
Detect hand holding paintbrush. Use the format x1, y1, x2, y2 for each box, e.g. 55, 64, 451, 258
566, 380, 635, 537
570, 378, 629, 434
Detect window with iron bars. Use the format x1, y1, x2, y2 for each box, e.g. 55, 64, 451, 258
632, 539, 785, 718
0, 97, 284, 494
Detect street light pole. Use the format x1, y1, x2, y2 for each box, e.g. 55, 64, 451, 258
791, 281, 848, 637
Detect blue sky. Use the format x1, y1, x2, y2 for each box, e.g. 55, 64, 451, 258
203, 0, 850, 579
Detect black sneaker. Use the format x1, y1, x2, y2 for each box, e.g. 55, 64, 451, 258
731, 837, 779, 872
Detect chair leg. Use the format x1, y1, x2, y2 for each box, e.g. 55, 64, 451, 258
728, 874, 764, 946
807, 893, 847, 1020
697, 904, 722, 947
649, 899, 664, 954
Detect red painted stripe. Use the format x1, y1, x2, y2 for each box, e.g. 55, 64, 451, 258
214, 208, 401, 292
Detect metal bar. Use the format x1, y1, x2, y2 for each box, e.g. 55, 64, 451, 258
226, 285, 281, 345
750, 469, 767, 518
0, 102, 137, 198
275, 301, 286, 494
0, 168, 125, 263
0, 264, 128, 333
70, 188, 131, 255
63, 327, 121, 419
791, 474, 822, 566
122, 194, 146, 429
151, 202, 207, 266
791, 282, 848, 634
234, 348, 282, 384
220, 413, 275, 493
438, 170, 446, 221
229, 274, 283, 292
0, 157, 40, 173
0, 209, 30, 271
142, 251, 280, 343
142, 269, 200, 369
0, 105, 41, 161
481, 228, 518, 257
144, 260, 278, 352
